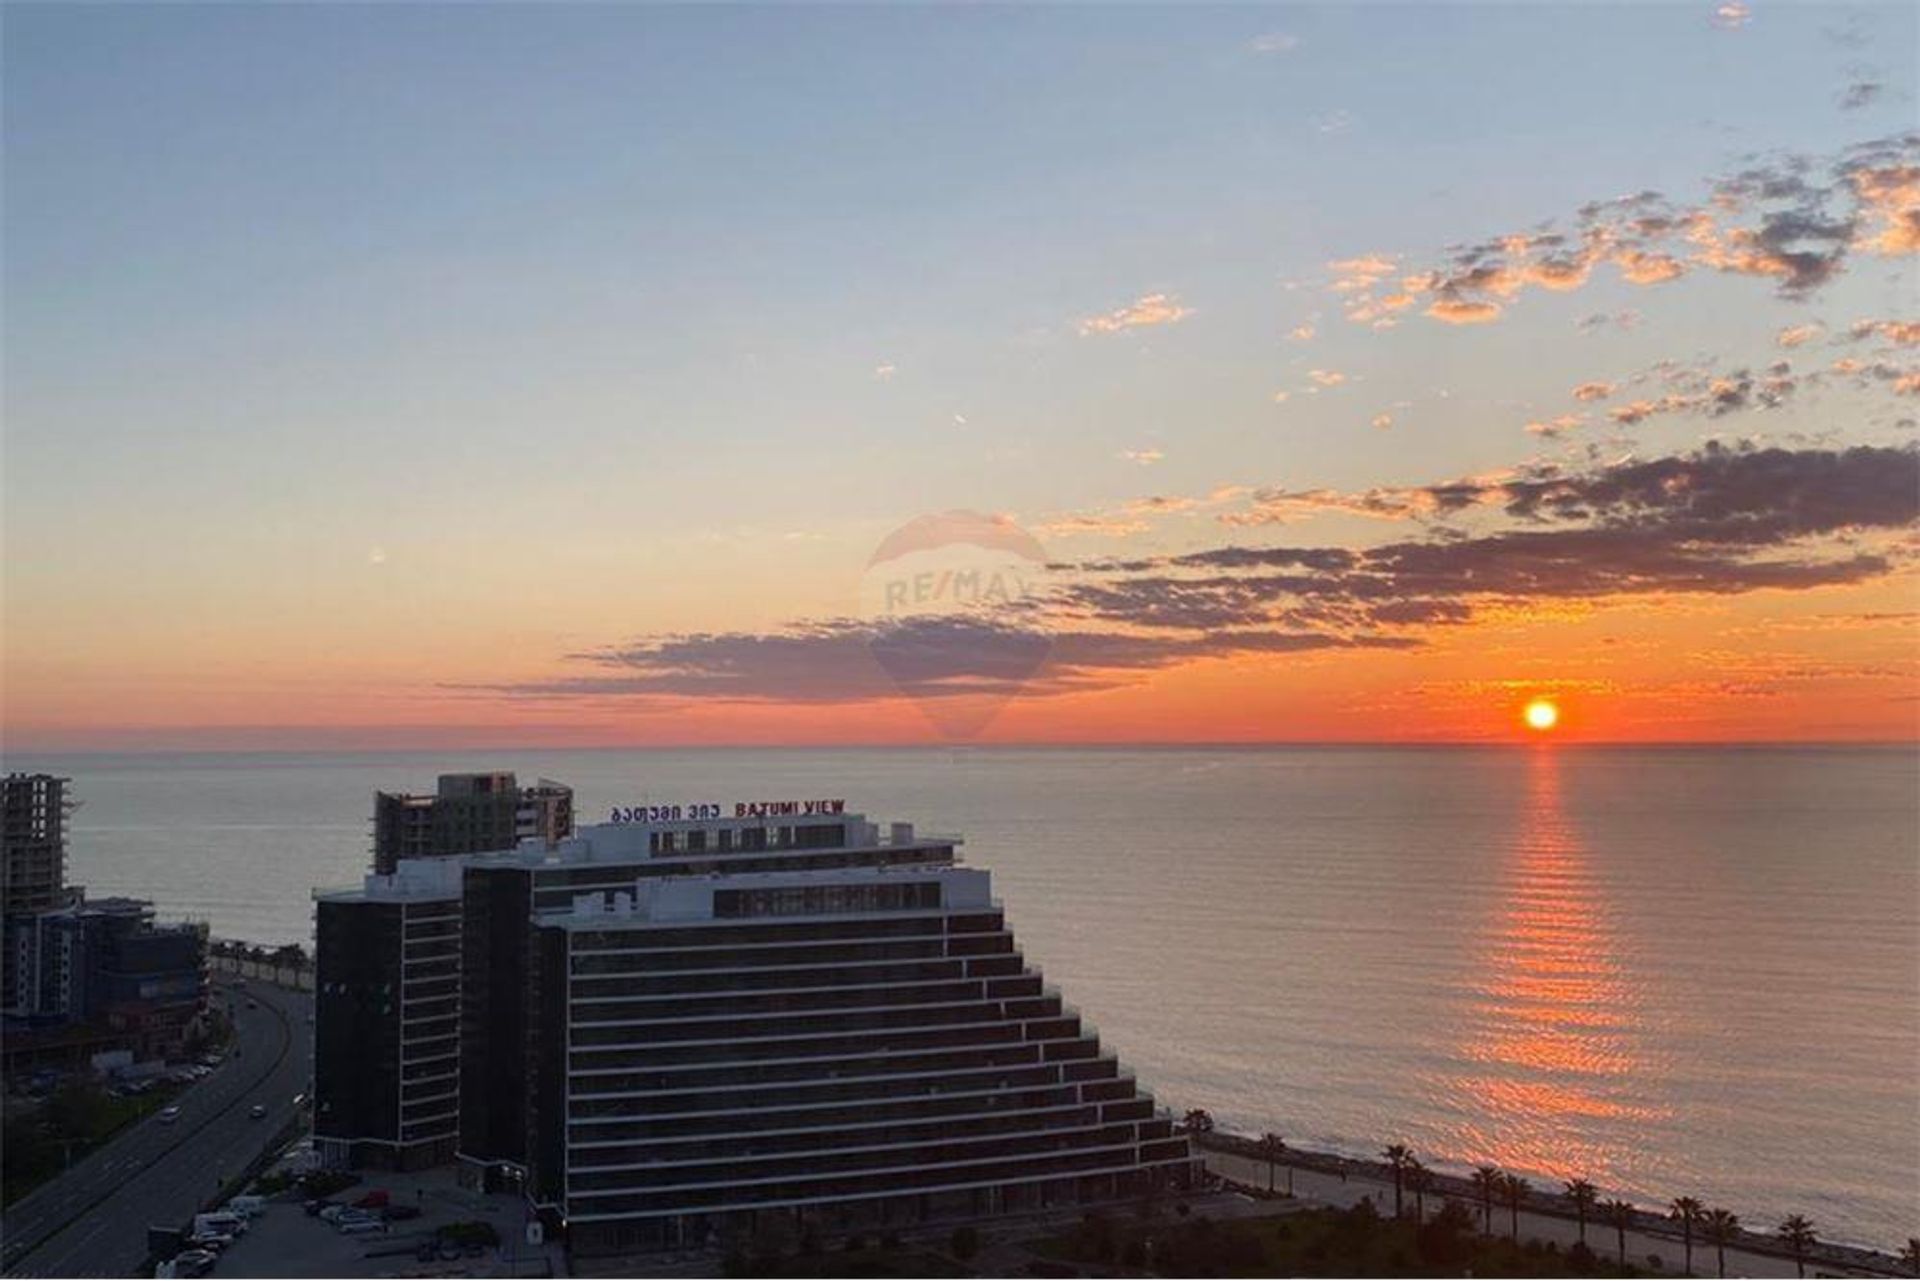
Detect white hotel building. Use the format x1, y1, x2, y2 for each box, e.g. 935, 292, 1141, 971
315, 804, 1192, 1257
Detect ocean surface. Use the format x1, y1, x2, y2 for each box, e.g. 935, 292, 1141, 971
8, 745, 1917, 1247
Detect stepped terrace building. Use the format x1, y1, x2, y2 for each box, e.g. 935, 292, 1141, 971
314, 801, 1192, 1256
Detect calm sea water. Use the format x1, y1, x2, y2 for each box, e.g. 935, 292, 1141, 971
7, 746, 1916, 1247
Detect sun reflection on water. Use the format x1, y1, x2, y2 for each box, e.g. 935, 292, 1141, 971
1445, 749, 1664, 1179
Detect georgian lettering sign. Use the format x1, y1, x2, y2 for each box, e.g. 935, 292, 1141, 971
607, 798, 847, 824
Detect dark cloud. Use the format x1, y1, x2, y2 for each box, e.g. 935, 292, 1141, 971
1840, 82, 1884, 111
1334, 134, 1919, 326
482, 445, 1918, 708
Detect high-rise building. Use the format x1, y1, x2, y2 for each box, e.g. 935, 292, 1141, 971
3, 773, 81, 1012
10, 898, 207, 1059
314, 802, 1192, 1256
312, 859, 464, 1169
371, 773, 574, 876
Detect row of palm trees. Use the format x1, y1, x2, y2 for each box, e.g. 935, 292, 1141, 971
1180, 1116, 1863, 1279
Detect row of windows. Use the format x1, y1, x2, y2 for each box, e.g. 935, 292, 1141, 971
568, 1082, 1095, 1144
567, 1019, 1041, 1073
571, 1102, 1106, 1168
567, 1122, 1147, 1192
570, 978, 997, 1025
566, 1142, 1175, 1216
568, 1041, 1064, 1096
568, 998, 1070, 1047
568, 915, 952, 953
712, 881, 942, 919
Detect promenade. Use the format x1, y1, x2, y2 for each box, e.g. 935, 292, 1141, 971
1199, 1145, 1903, 1280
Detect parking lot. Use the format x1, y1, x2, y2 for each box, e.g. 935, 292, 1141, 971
200, 1166, 560, 1279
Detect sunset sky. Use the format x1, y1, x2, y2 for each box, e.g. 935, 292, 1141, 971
4, 2, 1917, 749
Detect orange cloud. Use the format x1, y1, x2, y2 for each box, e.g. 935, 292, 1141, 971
1078, 292, 1194, 336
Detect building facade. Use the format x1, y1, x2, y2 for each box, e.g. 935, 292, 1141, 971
312, 857, 464, 1170
372, 773, 574, 875
8, 898, 207, 1061
314, 803, 1191, 1256
3, 773, 81, 1011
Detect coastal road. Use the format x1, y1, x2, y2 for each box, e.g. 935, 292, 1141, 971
2, 979, 313, 1279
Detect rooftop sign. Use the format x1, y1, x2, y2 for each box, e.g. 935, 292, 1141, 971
607, 799, 847, 824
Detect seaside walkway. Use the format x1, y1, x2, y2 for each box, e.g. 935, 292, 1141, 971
1200, 1147, 1899, 1279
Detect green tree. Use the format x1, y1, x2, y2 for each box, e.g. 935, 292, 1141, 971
1383, 1144, 1411, 1219
1776, 1214, 1816, 1279
1703, 1207, 1739, 1278
1564, 1178, 1597, 1246
1669, 1196, 1705, 1275
1470, 1165, 1503, 1236
1602, 1199, 1636, 1267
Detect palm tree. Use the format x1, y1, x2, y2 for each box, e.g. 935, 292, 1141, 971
1776, 1215, 1816, 1279
1564, 1179, 1597, 1246
1256, 1133, 1286, 1196
1602, 1199, 1635, 1267
1898, 1237, 1918, 1277
1502, 1174, 1530, 1242
1181, 1108, 1214, 1135
1406, 1159, 1432, 1223
1383, 1144, 1411, 1218
1703, 1208, 1739, 1278
1669, 1197, 1705, 1275
1470, 1165, 1503, 1236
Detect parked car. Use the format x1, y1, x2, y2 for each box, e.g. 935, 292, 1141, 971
303, 1199, 328, 1217
353, 1189, 390, 1209
337, 1217, 386, 1236
172, 1250, 216, 1278
317, 1204, 351, 1224
184, 1234, 232, 1254
157, 1106, 182, 1124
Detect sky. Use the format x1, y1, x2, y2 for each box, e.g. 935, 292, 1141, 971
4, 2, 1917, 750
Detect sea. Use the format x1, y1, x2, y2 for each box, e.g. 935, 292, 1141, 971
7, 745, 1916, 1248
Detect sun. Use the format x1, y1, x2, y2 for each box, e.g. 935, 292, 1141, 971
1523, 698, 1560, 732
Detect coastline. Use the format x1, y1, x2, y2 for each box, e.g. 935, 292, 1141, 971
1192, 1129, 1910, 1278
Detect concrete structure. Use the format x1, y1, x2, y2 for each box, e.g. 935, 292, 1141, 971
314, 804, 1191, 1257
6, 897, 208, 1063
312, 857, 463, 1170
3, 773, 81, 1011
371, 773, 574, 875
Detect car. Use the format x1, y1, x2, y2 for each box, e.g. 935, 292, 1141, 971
337, 1217, 386, 1236
353, 1189, 389, 1209
184, 1234, 232, 1253
318, 1204, 351, 1224
171, 1250, 216, 1278
248, 1104, 267, 1119
158, 1105, 182, 1123
303, 1199, 328, 1217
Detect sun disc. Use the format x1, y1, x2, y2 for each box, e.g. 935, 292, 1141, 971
1524, 699, 1559, 731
